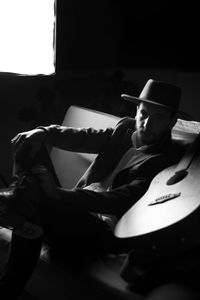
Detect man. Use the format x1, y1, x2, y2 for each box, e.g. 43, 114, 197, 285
0, 79, 184, 297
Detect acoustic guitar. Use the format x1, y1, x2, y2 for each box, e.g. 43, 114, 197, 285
114, 134, 200, 255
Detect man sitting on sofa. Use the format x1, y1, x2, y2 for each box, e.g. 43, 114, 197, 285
0, 79, 188, 297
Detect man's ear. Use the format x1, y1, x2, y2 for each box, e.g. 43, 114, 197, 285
169, 113, 178, 129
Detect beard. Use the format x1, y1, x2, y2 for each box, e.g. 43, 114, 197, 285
136, 128, 158, 145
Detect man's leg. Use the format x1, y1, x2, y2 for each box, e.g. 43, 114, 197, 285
12, 144, 110, 254
0, 144, 111, 298
0, 233, 43, 299
40, 190, 110, 253
0, 146, 50, 298
12, 144, 60, 187
15, 145, 112, 253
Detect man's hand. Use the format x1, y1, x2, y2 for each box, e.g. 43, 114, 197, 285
11, 128, 47, 158
83, 182, 107, 192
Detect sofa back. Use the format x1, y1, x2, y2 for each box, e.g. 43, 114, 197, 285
50, 105, 120, 189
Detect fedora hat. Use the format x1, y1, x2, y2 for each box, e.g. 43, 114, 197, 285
121, 79, 181, 112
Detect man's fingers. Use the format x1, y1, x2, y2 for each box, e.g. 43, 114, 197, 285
11, 133, 20, 144
11, 134, 27, 154
11, 133, 24, 145
11, 129, 46, 158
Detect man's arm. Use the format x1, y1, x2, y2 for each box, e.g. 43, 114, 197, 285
57, 154, 174, 217
57, 177, 150, 218
39, 125, 113, 153
11, 125, 114, 159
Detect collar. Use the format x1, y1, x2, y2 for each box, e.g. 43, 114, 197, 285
131, 130, 173, 154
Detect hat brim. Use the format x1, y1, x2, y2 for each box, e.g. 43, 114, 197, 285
121, 94, 192, 120
121, 94, 171, 109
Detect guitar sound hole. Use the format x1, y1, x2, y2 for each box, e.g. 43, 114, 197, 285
166, 169, 188, 185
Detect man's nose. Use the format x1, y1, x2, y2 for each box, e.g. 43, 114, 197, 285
143, 116, 150, 128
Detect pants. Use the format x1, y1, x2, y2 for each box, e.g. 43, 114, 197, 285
0, 144, 116, 298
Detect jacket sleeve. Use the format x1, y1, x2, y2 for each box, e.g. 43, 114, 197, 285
60, 177, 149, 218
38, 124, 114, 154
63, 154, 174, 217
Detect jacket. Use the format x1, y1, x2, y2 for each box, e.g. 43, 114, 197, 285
43, 117, 182, 217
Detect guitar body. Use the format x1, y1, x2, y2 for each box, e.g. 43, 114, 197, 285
114, 147, 200, 255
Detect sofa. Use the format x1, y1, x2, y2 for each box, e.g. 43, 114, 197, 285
1, 105, 200, 300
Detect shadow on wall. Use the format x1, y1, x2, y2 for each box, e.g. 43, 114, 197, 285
18, 70, 140, 129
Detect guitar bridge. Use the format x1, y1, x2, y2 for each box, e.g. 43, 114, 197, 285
149, 192, 181, 206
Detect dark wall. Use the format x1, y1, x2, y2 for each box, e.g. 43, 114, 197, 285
55, 0, 119, 70
0, 1, 200, 186
0, 75, 56, 185
55, 0, 200, 71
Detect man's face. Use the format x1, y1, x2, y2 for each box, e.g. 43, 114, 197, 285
135, 102, 177, 145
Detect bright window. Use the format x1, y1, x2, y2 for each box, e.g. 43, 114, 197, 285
0, 0, 56, 75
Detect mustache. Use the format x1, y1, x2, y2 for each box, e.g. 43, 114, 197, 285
140, 127, 153, 133
139, 128, 156, 137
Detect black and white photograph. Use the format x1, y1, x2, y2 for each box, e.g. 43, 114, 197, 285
0, 1, 200, 299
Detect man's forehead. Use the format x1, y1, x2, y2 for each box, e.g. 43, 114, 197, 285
138, 102, 171, 114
